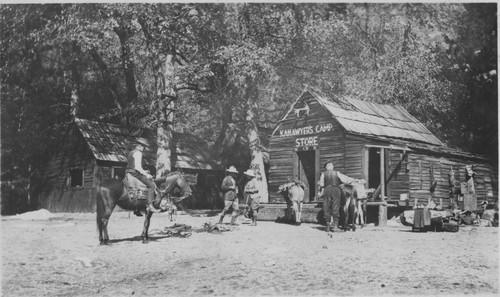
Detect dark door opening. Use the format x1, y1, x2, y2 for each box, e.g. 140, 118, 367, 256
368, 148, 381, 190
297, 150, 316, 202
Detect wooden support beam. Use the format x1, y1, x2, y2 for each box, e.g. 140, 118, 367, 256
380, 148, 385, 198
378, 204, 387, 227
371, 151, 409, 201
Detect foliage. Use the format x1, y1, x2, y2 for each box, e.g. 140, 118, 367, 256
0, 3, 497, 213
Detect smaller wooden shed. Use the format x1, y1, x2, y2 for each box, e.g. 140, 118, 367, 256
37, 118, 223, 212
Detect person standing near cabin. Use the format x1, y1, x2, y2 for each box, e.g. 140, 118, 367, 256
318, 161, 355, 232
126, 139, 159, 214
244, 169, 260, 226
218, 166, 240, 225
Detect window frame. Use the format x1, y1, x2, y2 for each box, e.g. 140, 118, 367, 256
69, 168, 84, 188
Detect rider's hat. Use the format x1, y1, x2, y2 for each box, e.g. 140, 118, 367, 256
135, 137, 149, 147
226, 166, 239, 174
243, 169, 256, 177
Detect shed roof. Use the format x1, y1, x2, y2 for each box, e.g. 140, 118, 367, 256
74, 118, 221, 171
273, 89, 444, 146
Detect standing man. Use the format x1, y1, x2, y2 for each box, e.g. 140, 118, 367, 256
244, 169, 260, 226
318, 161, 355, 232
218, 166, 240, 225
126, 138, 160, 214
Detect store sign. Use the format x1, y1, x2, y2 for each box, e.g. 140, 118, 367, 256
278, 123, 334, 138
295, 136, 319, 149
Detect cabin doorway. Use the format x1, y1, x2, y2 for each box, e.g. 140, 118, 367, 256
368, 147, 383, 196
295, 150, 317, 202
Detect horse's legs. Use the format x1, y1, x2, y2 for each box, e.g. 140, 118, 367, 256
356, 200, 364, 227
97, 213, 104, 243
292, 201, 298, 224
96, 190, 104, 243
141, 211, 153, 244
295, 201, 303, 225
350, 202, 357, 232
286, 201, 292, 223
97, 188, 116, 245
342, 197, 349, 232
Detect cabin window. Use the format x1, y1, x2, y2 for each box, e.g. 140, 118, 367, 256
70, 168, 83, 187
112, 167, 125, 179
197, 173, 206, 188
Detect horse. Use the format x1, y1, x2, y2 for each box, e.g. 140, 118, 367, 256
96, 171, 192, 244
340, 179, 367, 232
278, 180, 306, 225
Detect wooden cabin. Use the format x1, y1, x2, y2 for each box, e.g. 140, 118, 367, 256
37, 118, 224, 212
266, 88, 498, 224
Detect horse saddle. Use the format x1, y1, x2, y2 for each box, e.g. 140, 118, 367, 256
124, 173, 148, 200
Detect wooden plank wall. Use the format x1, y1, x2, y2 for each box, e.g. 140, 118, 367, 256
269, 138, 295, 203
386, 149, 410, 200
318, 125, 345, 173
342, 136, 365, 179
269, 95, 344, 203
268, 94, 498, 210
408, 152, 497, 208
38, 127, 97, 212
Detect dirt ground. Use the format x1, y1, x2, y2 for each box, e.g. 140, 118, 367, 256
1, 210, 498, 297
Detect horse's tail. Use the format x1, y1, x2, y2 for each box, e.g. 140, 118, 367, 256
96, 185, 103, 234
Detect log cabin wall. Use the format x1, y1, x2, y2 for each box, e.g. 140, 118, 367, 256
343, 134, 389, 179
407, 151, 497, 208
385, 148, 411, 200
37, 119, 225, 213
342, 136, 364, 179
268, 89, 497, 217
269, 93, 344, 203
38, 126, 97, 212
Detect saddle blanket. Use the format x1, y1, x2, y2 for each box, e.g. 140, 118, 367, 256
128, 188, 148, 200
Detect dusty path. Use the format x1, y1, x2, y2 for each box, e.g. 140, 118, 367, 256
1, 211, 498, 296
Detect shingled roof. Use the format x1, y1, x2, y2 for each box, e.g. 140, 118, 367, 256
275, 89, 444, 146
74, 118, 221, 171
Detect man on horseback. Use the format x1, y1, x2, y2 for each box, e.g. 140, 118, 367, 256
318, 161, 355, 232
126, 138, 160, 215
218, 166, 240, 225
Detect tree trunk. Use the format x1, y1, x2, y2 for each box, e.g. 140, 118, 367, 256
69, 41, 81, 120
89, 48, 126, 124
114, 21, 138, 120
212, 102, 233, 163
245, 83, 268, 202
155, 54, 176, 178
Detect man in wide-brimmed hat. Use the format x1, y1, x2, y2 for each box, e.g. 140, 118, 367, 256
243, 169, 260, 226
218, 166, 240, 225
126, 138, 160, 215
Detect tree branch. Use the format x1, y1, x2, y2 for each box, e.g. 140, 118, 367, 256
176, 82, 212, 93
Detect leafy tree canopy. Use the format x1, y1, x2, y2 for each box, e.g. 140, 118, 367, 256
1, 3, 496, 212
